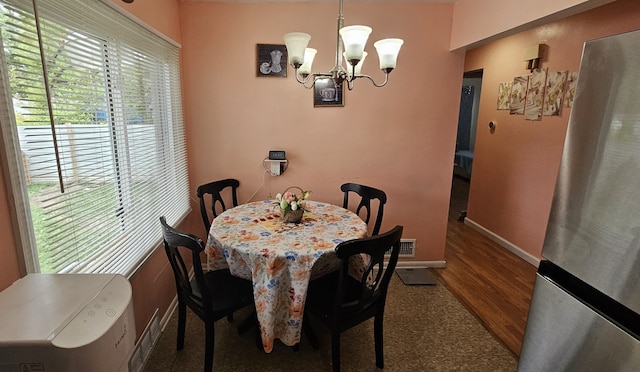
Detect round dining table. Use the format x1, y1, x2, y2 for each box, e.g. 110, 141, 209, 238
204, 199, 368, 352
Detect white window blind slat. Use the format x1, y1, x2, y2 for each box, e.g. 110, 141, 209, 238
0, 0, 189, 276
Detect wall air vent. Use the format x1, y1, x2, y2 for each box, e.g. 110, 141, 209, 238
385, 239, 416, 257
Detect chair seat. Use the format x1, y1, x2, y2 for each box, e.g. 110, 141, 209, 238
307, 272, 376, 327
194, 269, 254, 315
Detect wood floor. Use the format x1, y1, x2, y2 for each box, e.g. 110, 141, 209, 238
432, 175, 537, 358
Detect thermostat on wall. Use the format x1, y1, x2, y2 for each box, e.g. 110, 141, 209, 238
269, 150, 286, 160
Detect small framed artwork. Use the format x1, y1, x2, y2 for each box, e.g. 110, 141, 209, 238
564, 71, 579, 108
543, 70, 568, 116
256, 44, 287, 77
525, 68, 546, 121
313, 78, 344, 107
509, 75, 528, 115
497, 81, 512, 110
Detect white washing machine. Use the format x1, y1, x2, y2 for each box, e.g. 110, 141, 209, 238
0, 274, 136, 372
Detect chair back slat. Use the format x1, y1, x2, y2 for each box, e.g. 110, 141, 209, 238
335, 225, 403, 314
196, 178, 240, 233
341, 182, 387, 236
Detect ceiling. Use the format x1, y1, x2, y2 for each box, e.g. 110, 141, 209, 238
179, 0, 457, 3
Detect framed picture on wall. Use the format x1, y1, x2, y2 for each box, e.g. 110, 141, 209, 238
564, 71, 579, 108
313, 78, 344, 107
509, 75, 528, 115
497, 81, 512, 110
543, 70, 568, 116
256, 44, 287, 77
524, 68, 546, 121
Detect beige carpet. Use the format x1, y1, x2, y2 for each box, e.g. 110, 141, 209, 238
144, 273, 517, 371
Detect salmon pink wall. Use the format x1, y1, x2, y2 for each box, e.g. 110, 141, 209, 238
178, 2, 463, 264
451, 0, 614, 50
0, 162, 21, 290
109, 0, 182, 43
464, 0, 640, 261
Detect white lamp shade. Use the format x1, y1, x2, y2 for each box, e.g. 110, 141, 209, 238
373, 38, 404, 70
283, 32, 311, 67
344, 51, 367, 77
339, 25, 372, 63
298, 48, 317, 75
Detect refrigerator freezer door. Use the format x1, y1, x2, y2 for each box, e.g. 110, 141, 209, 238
542, 29, 640, 314
518, 274, 640, 371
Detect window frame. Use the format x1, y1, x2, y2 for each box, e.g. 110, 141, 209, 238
0, 0, 189, 277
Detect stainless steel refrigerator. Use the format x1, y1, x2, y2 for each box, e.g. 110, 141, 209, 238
518, 29, 640, 371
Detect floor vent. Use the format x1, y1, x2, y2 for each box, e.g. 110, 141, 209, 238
129, 308, 161, 372
386, 239, 416, 257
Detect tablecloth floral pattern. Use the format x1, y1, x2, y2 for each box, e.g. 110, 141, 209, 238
205, 200, 367, 352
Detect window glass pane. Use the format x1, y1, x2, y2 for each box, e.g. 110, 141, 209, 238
0, 0, 189, 275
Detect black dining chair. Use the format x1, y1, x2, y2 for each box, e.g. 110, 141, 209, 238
196, 178, 240, 234
340, 182, 387, 236
305, 225, 404, 372
159, 216, 254, 372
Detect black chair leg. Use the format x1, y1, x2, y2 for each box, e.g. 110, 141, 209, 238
177, 302, 187, 350
374, 314, 384, 369
331, 331, 341, 372
204, 322, 215, 372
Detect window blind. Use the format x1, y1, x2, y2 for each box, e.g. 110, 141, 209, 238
0, 0, 189, 276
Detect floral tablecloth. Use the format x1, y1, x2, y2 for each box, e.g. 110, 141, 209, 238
205, 200, 368, 352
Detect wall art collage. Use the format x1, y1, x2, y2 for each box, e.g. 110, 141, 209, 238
497, 69, 579, 120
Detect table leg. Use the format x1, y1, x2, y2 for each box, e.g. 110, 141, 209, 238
237, 310, 257, 334
292, 322, 319, 351
302, 311, 320, 350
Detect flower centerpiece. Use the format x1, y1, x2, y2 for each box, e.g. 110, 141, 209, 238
275, 186, 312, 223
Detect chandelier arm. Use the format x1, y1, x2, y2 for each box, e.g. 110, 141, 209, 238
295, 71, 337, 89
353, 73, 390, 88
346, 79, 355, 91
335, 0, 345, 71
294, 71, 315, 89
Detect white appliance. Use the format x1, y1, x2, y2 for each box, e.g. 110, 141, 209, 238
0, 274, 136, 372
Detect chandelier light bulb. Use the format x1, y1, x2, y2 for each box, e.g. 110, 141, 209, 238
298, 48, 317, 76
344, 51, 367, 77
374, 38, 404, 71
283, 32, 311, 68
339, 25, 372, 64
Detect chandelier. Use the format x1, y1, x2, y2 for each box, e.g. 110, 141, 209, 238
283, 0, 403, 90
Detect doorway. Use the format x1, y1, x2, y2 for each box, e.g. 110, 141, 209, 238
451, 69, 482, 221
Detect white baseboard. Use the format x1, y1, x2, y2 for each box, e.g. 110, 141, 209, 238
396, 260, 446, 269
159, 296, 178, 333
464, 218, 540, 267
